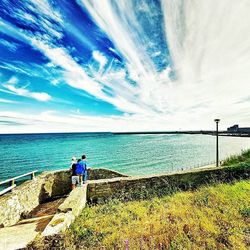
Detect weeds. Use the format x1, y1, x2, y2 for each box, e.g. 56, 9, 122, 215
65, 180, 250, 249
222, 148, 250, 166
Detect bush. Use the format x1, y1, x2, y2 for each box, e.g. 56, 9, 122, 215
222, 149, 250, 166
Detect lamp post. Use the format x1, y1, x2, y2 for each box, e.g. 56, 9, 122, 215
214, 119, 220, 167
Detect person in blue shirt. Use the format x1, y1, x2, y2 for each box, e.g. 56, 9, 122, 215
76, 154, 88, 185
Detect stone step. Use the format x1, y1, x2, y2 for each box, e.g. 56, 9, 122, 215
18, 214, 54, 225
0, 221, 39, 250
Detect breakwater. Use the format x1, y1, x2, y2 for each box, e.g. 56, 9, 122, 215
114, 130, 250, 137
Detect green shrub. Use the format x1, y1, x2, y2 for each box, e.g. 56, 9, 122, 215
240, 206, 250, 218
222, 149, 250, 166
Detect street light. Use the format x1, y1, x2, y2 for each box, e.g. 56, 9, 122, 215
214, 119, 220, 167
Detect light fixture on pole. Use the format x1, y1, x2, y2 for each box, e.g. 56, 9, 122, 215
214, 119, 220, 167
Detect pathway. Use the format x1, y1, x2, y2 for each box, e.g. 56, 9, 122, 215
0, 198, 65, 250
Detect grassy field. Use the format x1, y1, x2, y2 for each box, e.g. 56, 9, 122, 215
65, 180, 250, 249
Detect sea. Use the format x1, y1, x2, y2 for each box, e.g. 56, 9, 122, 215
1, 133, 250, 181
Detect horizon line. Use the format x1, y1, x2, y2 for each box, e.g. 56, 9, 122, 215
0, 129, 227, 136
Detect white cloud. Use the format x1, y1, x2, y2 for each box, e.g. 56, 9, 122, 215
2, 76, 51, 102
30, 92, 51, 102
29, 38, 152, 114
79, 0, 173, 112
1, 0, 63, 41
3, 84, 51, 102
51, 79, 60, 86
1, 0, 250, 133
0, 9, 157, 115
78, 0, 250, 124
30, 39, 102, 94
7, 76, 18, 84
1, 108, 250, 134
92, 51, 107, 72
0, 98, 17, 103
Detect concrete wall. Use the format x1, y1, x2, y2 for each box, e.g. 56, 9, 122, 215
87, 165, 250, 203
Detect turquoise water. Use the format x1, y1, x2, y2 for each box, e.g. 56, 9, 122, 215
0, 133, 250, 181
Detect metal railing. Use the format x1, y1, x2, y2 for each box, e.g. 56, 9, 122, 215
163, 160, 223, 175
0, 170, 37, 196
189, 160, 217, 169
176, 159, 226, 173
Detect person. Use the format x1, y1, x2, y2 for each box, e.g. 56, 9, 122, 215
70, 157, 79, 189
76, 154, 88, 185
70, 156, 77, 168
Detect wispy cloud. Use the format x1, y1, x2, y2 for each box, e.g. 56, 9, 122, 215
92, 50, 107, 73
6, 76, 18, 84
79, 0, 173, 113
29, 38, 152, 114
0, 0, 250, 133
0, 61, 63, 84
0, 98, 17, 104
0, 111, 175, 133
0, 38, 18, 51
1, 0, 63, 40
80, 0, 250, 118
1, 105, 250, 134
4, 84, 51, 102
1, 1, 160, 114
0, 120, 25, 126
2, 77, 52, 102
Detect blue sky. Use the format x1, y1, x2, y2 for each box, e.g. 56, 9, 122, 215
0, 0, 250, 133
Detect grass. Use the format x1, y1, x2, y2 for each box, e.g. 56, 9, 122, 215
64, 180, 250, 249
222, 149, 250, 167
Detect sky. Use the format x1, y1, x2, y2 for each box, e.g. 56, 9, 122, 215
0, 0, 250, 133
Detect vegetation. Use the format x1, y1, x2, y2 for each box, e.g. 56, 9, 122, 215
29, 149, 250, 249
64, 180, 250, 249
222, 148, 250, 167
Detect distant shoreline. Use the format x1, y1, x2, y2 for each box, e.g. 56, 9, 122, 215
114, 131, 250, 137
0, 130, 250, 137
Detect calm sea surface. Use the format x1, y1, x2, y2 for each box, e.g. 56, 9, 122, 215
1, 133, 250, 181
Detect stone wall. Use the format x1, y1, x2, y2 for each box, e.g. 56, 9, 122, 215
0, 168, 127, 227
87, 168, 128, 180
0, 170, 71, 227
42, 184, 88, 237
87, 165, 250, 203
1, 165, 249, 227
